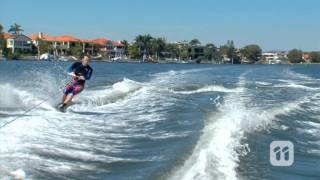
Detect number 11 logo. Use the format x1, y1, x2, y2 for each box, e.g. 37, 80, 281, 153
270, 141, 294, 166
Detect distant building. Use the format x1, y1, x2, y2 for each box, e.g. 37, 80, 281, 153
110, 41, 125, 58
188, 46, 204, 59
175, 41, 189, 49
29, 33, 83, 56
4, 33, 32, 53
173, 41, 204, 59
29, 32, 116, 57
82, 38, 109, 55
262, 52, 285, 64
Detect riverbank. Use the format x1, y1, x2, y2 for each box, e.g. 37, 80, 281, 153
0, 58, 299, 65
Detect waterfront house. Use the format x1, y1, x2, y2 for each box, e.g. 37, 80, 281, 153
173, 41, 204, 60
4, 33, 32, 53
30, 33, 112, 57
262, 52, 284, 64
29, 32, 124, 59
29, 33, 81, 57
81, 38, 109, 55
110, 41, 125, 59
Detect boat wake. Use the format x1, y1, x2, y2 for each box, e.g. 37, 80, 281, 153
75, 78, 143, 107
169, 73, 313, 180
1, 65, 318, 179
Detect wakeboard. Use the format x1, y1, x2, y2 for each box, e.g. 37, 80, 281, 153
56, 102, 74, 113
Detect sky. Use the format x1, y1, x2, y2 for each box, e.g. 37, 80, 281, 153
1, 0, 319, 51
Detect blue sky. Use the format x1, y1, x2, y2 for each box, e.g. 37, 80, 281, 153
1, 0, 319, 51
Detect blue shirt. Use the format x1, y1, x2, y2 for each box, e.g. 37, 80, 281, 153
68, 62, 93, 85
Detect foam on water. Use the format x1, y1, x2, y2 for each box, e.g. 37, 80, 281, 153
75, 78, 143, 106
0, 84, 54, 115
170, 85, 241, 94
0, 71, 183, 179
169, 75, 310, 180
0, 84, 26, 109
1, 64, 319, 179
274, 80, 320, 90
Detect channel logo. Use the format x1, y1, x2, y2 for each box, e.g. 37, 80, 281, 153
270, 141, 294, 166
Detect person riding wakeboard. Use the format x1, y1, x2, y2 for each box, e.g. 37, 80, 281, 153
58, 55, 93, 111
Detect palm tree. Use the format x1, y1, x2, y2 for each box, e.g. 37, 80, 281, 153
135, 34, 153, 56
121, 40, 129, 56
8, 23, 24, 35
151, 38, 166, 60
220, 41, 236, 64
0, 24, 3, 39
0, 24, 3, 50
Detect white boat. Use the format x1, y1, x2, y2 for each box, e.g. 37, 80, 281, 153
40, 53, 53, 60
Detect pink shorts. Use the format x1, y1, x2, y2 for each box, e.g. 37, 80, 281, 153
63, 79, 84, 95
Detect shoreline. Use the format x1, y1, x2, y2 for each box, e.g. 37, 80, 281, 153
0, 56, 314, 65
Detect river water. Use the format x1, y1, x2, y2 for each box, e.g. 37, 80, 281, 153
0, 61, 319, 180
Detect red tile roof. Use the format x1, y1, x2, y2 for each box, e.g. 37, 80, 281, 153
29, 33, 40, 40
29, 33, 110, 46
112, 41, 124, 46
3, 33, 13, 39
29, 33, 56, 41
92, 38, 109, 45
81, 38, 109, 45
29, 34, 80, 42
55, 35, 80, 42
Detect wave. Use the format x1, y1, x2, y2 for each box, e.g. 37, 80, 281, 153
170, 84, 241, 94
0, 77, 146, 116
0, 84, 54, 114
254, 81, 272, 86
0, 84, 25, 110
150, 68, 214, 86
153, 68, 213, 77
169, 76, 307, 180
285, 69, 316, 82
275, 80, 320, 90
75, 78, 143, 107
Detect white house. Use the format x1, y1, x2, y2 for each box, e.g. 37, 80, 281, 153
262, 52, 282, 64
109, 41, 125, 59
4, 33, 32, 53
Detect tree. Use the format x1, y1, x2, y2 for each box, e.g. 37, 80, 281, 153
310, 52, 320, 63
165, 43, 179, 59
150, 37, 166, 60
204, 43, 219, 61
38, 40, 50, 55
0, 24, 4, 51
179, 47, 189, 60
8, 23, 24, 35
135, 34, 153, 56
128, 43, 141, 59
241, 44, 262, 63
130, 34, 168, 60
189, 39, 201, 46
121, 40, 129, 56
68, 42, 83, 58
220, 41, 237, 64
189, 47, 196, 59
287, 49, 304, 63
